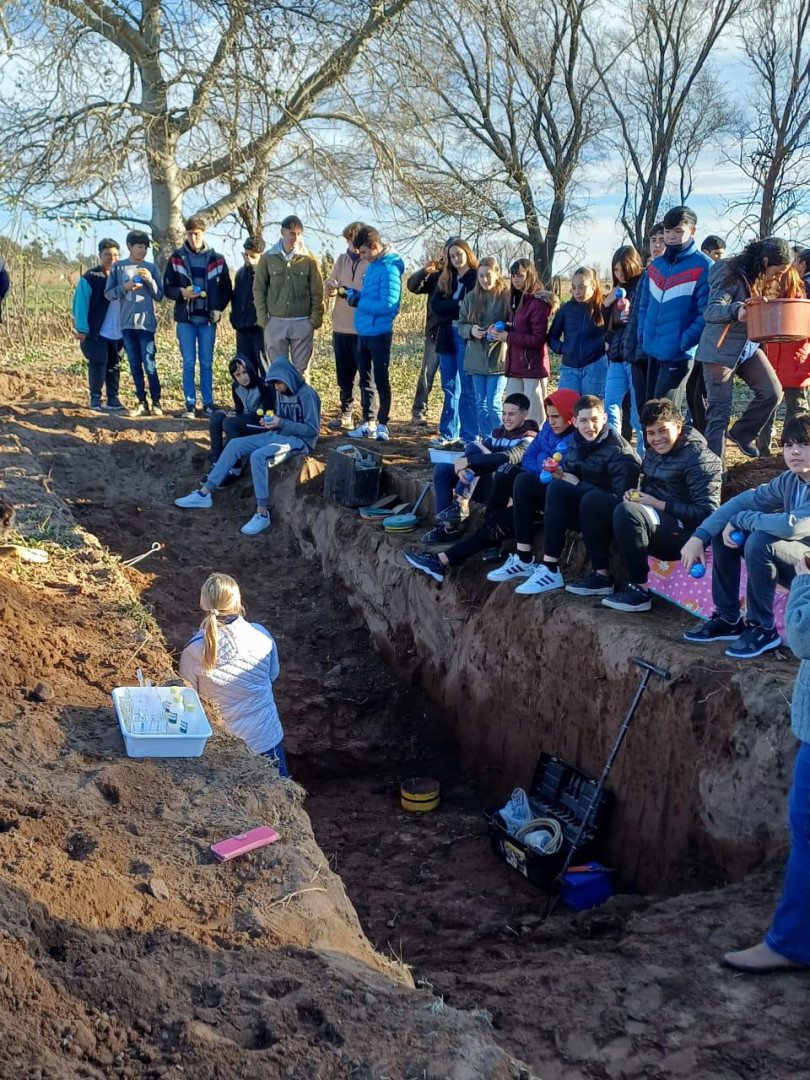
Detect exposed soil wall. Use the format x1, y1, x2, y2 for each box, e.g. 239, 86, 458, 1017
274, 461, 797, 893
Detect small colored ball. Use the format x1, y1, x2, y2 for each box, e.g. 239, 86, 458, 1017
540, 470, 553, 483
690, 563, 707, 579
555, 441, 567, 453
553, 452, 562, 462
730, 529, 745, 545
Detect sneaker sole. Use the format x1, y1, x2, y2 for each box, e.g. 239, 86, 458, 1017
683, 631, 743, 643
403, 554, 443, 582
725, 636, 782, 659
602, 598, 652, 612
515, 582, 563, 595
565, 584, 615, 597
487, 570, 533, 583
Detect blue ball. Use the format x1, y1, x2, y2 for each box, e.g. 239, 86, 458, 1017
690, 563, 707, 579
494, 320, 505, 331
540, 470, 553, 484
555, 441, 568, 453
730, 529, 746, 545
615, 287, 626, 300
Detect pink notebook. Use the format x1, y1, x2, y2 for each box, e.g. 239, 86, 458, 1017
211, 826, 280, 862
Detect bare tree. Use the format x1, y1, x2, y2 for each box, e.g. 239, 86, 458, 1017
348, 0, 604, 280
589, 0, 743, 256
0, 0, 413, 254
727, 0, 810, 238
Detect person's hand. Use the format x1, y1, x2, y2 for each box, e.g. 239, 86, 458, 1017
680, 535, 705, 571
454, 456, 469, 475
625, 490, 664, 509
559, 471, 579, 485
425, 260, 442, 273
123, 280, 142, 292
261, 414, 280, 429
604, 287, 618, 305
181, 285, 196, 300
722, 522, 743, 548
471, 326, 487, 340
210, 310, 222, 324
73, 331, 87, 343
137, 266, 152, 284
487, 325, 508, 342
737, 304, 748, 323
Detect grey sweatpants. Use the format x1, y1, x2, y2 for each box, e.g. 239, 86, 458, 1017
264, 317, 314, 379
206, 431, 307, 507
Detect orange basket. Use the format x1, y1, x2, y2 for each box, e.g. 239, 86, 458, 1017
746, 297, 810, 342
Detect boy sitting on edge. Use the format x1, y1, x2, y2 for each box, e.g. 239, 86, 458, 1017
681, 413, 810, 658
599, 398, 722, 612
208, 355, 277, 482
490, 394, 640, 594
175, 358, 320, 536
403, 389, 577, 582
423, 393, 539, 544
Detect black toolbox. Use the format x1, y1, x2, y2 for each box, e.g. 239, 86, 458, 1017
323, 445, 382, 507
485, 753, 613, 888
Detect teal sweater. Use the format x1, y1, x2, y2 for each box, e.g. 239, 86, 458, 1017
785, 574, 810, 741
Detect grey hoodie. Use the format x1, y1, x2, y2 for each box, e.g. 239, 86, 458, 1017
105, 257, 164, 332
694, 470, 810, 544
264, 358, 321, 453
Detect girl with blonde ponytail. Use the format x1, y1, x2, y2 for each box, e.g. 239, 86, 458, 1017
179, 573, 289, 775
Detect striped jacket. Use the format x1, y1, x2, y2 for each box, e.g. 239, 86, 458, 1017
635, 241, 712, 363
163, 243, 233, 324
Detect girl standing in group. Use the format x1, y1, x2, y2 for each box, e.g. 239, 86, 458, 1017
548, 266, 607, 398
179, 573, 289, 775
603, 245, 644, 448
459, 257, 511, 437
429, 240, 479, 447
695, 236, 789, 461
489, 258, 553, 427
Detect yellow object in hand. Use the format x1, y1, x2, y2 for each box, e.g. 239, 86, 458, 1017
256, 409, 264, 417
630, 490, 641, 500
553, 452, 562, 462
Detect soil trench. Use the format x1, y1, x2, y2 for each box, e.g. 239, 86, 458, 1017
2, 383, 810, 1078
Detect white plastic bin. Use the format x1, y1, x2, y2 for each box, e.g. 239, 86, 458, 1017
112, 686, 213, 758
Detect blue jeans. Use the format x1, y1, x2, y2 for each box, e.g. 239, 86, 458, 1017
605, 361, 643, 446
766, 740, 810, 964
121, 329, 160, 404
261, 739, 290, 777
432, 442, 493, 515
558, 358, 608, 399
438, 327, 477, 441
177, 321, 217, 409
470, 374, 506, 439
206, 431, 305, 506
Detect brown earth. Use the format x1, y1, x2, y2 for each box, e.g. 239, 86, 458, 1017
0, 367, 809, 1080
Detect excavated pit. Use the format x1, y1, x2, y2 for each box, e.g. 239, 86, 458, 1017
2, 377, 809, 1078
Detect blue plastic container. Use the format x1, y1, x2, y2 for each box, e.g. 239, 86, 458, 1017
561, 862, 613, 911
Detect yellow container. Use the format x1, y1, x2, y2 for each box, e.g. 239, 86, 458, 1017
401, 777, 440, 813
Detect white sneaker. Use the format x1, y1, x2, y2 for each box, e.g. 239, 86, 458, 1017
515, 564, 564, 595
175, 490, 212, 509
348, 422, 377, 439
375, 424, 390, 442
486, 553, 535, 583
241, 512, 272, 535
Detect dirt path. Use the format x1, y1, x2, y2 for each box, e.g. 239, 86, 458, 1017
1, 369, 809, 1080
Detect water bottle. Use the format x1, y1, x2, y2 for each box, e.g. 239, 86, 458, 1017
460, 469, 475, 484
615, 287, 629, 323
180, 701, 193, 735
689, 563, 707, 579
486, 320, 506, 343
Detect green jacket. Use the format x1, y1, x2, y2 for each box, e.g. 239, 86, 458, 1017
252, 242, 324, 329
459, 288, 510, 375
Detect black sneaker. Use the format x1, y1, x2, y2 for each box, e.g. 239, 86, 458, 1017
683, 612, 745, 643
481, 546, 503, 563
202, 404, 215, 418
436, 502, 469, 525
727, 433, 759, 459
422, 523, 460, 544
403, 550, 445, 582
602, 584, 652, 612
725, 624, 782, 659
565, 571, 615, 597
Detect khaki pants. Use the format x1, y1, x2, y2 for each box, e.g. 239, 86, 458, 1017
505, 376, 547, 426
264, 317, 314, 380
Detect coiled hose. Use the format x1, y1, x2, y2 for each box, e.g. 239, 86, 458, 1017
515, 817, 564, 853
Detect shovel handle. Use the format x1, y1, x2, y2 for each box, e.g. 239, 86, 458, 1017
632, 657, 671, 680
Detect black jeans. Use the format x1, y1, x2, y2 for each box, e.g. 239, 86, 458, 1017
702, 353, 783, 458
543, 482, 621, 569
630, 359, 650, 416
612, 501, 687, 584
685, 363, 707, 434
333, 331, 360, 413
411, 335, 440, 419
512, 471, 551, 546
651, 359, 692, 410
446, 508, 514, 566
208, 411, 255, 464
235, 328, 266, 378
81, 336, 122, 402
358, 332, 393, 424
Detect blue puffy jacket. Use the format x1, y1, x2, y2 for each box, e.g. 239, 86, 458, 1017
548, 299, 606, 369
636, 241, 712, 363
521, 422, 575, 477
354, 249, 405, 337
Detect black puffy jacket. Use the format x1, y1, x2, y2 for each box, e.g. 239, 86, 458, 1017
564, 425, 641, 495
430, 267, 478, 355
641, 426, 722, 531
605, 274, 640, 362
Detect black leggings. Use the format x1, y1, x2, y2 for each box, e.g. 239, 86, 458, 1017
612, 501, 687, 584
543, 481, 621, 569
